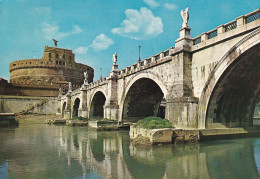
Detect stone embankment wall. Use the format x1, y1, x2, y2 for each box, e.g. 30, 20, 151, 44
0, 95, 57, 114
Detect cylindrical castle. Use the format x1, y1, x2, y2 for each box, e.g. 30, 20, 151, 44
8, 46, 94, 96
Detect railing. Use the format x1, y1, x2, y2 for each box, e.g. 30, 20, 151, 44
225, 21, 237, 32
208, 30, 218, 39
115, 47, 173, 78
246, 11, 260, 24
193, 37, 201, 45
164, 50, 169, 56
192, 8, 260, 46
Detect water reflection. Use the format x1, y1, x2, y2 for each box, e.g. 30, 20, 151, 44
0, 125, 260, 178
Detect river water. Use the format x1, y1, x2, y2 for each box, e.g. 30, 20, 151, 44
0, 124, 260, 179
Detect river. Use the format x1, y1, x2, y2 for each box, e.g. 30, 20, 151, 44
0, 124, 260, 179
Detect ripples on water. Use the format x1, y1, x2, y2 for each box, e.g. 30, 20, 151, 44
0, 124, 260, 179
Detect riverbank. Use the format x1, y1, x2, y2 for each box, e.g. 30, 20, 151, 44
17, 114, 58, 124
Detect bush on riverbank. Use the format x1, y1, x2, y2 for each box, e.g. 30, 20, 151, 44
134, 117, 173, 129
100, 118, 114, 122
71, 116, 88, 121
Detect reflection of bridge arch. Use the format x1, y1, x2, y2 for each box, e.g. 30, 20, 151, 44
89, 90, 107, 120
120, 72, 168, 122
198, 27, 260, 129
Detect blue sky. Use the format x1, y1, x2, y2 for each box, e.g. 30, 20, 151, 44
0, 0, 259, 81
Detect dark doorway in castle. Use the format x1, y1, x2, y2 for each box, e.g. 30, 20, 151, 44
122, 78, 164, 123
73, 98, 80, 117
206, 43, 260, 128
90, 91, 106, 120
62, 102, 66, 118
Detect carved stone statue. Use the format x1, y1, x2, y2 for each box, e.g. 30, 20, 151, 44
112, 52, 117, 65
59, 88, 63, 96
180, 7, 189, 28
84, 71, 88, 84
52, 39, 58, 47
68, 82, 72, 92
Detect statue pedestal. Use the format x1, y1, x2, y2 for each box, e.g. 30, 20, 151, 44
179, 27, 191, 38
110, 64, 118, 77
175, 27, 192, 51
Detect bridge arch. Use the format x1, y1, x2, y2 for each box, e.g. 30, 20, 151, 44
89, 89, 107, 120
72, 98, 80, 117
119, 71, 168, 122
61, 101, 66, 118
198, 27, 260, 129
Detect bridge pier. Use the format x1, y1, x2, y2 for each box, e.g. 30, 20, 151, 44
63, 93, 72, 119
104, 64, 119, 120
78, 86, 88, 118
166, 96, 198, 129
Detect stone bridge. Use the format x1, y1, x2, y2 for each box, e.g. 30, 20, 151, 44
58, 9, 260, 129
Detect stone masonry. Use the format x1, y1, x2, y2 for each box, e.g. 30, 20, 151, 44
2, 46, 94, 97
59, 9, 260, 129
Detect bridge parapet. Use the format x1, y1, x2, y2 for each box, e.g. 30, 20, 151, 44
87, 77, 107, 90
71, 88, 81, 96
192, 8, 260, 50
118, 47, 174, 78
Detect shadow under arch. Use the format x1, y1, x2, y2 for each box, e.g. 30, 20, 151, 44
121, 75, 167, 123
198, 27, 260, 129
89, 91, 106, 120
73, 98, 80, 117
61, 101, 66, 118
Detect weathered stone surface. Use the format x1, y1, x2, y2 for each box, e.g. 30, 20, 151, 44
66, 120, 88, 126
58, 9, 260, 131
130, 126, 173, 145
172, 129, 200, 143
0, 95, 57, 114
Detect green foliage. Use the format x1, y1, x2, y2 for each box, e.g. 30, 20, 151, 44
257, 98, 260, 106
57, 108, 61, 113
72, 116, 88, 121
134, 116, 173, 129
101, 118, 110, 122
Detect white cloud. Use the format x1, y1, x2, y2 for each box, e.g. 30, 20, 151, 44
35, 7, 51, 14
74, 33, 113, 54
41, 23, 83, 40
143, 0, 159, 8
74, 46, 89, 54
72, 25, 83, 34
163, 3, 177, 10
91, 33, 114, 51
111, 7, 163, 40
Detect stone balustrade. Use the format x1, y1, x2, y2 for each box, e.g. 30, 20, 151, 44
86, 77, 107, 90
192, 8, 260, 48
117, 48, 173, 78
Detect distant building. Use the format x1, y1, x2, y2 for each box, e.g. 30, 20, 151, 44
0, 46, 94, 97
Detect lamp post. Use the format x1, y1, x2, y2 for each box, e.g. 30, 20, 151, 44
138, 45, 141, 62
100, 68, 102, 79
